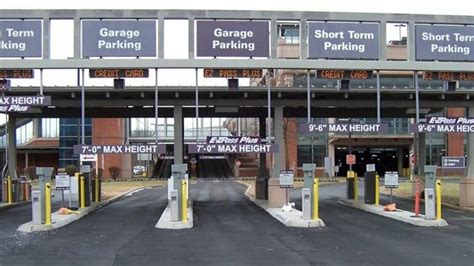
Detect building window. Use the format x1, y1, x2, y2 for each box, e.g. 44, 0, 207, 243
59, 118, 91, 168
279, 25, 299, 44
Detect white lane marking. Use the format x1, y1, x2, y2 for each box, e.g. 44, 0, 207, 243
125, 187, 149, 196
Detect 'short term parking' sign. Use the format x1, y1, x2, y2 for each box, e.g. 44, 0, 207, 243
415, 24, 474, 61
308, 22, 379, 59
0, 20, 42, 57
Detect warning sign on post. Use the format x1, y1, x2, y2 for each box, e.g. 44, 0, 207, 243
346, 154, 356, 165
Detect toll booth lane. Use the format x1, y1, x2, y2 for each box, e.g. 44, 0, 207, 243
17, 166, 149, 233
338, 166, 448, 227
237, 164, 325, 228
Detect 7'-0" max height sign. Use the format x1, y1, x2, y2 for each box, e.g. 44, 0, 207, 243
74, 144, 165, 154
188, 136, 279, 153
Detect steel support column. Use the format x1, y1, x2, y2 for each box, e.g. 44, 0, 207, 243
7, 116, 17, 179
460, 107, 474, 207
419, 133, 426, 176
467, 106, 474, 178
256, 116, 268, 200
273, 106, 284, 177
173, 106, 184, 164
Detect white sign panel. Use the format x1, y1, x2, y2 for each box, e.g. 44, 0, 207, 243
80, 154, 97, 162
384, 171, 399, 188
137, 153, 152, 161
279, 170, 294, 188
55, 174, 70, 190
366, 164, 376, 172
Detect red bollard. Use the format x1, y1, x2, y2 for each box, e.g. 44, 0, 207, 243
414, 180, 420, 217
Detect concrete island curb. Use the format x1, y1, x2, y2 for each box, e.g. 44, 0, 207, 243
236, 180, 325, 228
380, 192, 474, 213
339, 199, 449, 227
17, 187, 149, 233
155, 201, 194, 229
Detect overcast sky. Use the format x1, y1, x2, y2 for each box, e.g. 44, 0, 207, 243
1, 0, 473, 16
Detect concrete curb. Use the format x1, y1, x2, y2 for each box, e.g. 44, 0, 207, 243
339, 199, 449, 227
236, 180, 325, 228
155, 201, 194, 229
17, 187, 148, 233
380, 193, 474, 213
0, 201, 30, 212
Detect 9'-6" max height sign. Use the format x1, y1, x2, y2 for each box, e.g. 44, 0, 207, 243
300, 123, 388, 134
196, 21, 269, 57
413, 117, 474, 133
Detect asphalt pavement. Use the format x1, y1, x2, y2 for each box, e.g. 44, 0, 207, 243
0, 180, 472, 266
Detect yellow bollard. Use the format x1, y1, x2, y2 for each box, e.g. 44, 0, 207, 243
375, 175, 380, 205
95, 176, 100, 203
80, 176, 85, 208
181, 180, 188, 222
45, 182, 51, 225
436, 179, 442, 220
312, 178, 319, 220
7, 176, 12, 204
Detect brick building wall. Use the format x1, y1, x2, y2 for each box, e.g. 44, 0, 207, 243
447, 108, 465, 156
92, 118, 127, 179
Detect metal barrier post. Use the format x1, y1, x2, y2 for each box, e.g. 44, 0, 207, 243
354, 172, 358, 201
414, 180, 421, 217
346, 171, 355, 199
80, 176, 85, 208
7, 176, 12, 204
436, 179, 442, 220
375, 175, 380, 205
181, 179, 188, 222
312, 178, 319, 220
95, 176, 100, 203
45, 182, 51, 225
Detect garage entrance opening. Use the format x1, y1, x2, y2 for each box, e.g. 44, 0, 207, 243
335, 147, 409, 177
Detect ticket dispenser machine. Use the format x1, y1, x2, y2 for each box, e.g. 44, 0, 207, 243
171, 164, 187, 221
36, 167, 54, 224
169, 190, 179, 222
302, 188, 311, 220
302, 164, 316, 220
424, 165, 437, 220
31, 190, 42, 225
